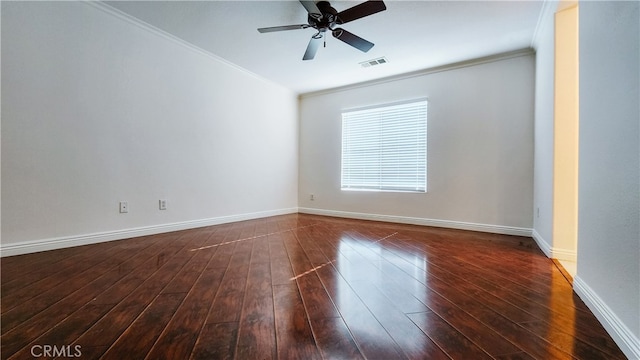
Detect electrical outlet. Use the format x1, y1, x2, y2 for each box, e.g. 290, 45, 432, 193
310, 194, 315, 201
119, 201, 128, 213
537, 207, 540, 218
159, 199, 167, 210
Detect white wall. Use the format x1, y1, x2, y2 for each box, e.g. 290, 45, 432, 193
531, 1, 557, 255
575, 1, 640, 358
1, 2, 298, 255
299, 53, 535, 234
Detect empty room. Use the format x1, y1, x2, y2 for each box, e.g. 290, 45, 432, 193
1, 1, 638, 359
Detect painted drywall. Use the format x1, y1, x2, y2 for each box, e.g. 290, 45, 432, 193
575, 1, 640, 357
531, 1, 557, 255
299, 53, 535, 232
552, 5, 579, 262
1, 2, 298, 254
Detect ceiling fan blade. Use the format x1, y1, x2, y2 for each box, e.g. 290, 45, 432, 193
303, 34, 323, 60
299, 0, 321, 15
258, 24, 309, 33
332, 28, 374, 52
336, 0, 386, 24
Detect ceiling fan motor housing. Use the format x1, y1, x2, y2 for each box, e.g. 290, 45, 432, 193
308, 1, 338, 31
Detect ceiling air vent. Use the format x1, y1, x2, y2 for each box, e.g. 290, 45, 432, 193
360, 57, 388, 68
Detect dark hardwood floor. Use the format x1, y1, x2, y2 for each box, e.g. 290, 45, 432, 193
1, 214, 627, 359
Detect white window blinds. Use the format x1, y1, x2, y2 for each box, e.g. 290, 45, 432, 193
341, 99, 427, 192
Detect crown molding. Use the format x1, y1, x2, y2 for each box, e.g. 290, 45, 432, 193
531, 0, 559, 48
84, 1, 292, 94
299, 48, 535, 99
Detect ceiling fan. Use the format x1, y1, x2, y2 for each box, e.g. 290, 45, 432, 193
257, 0, 387, 60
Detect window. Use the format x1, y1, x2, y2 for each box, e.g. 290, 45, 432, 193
341, 99, 427, 192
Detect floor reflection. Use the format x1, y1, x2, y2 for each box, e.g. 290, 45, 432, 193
332, 231, 433, 357
548, 263, 576, 356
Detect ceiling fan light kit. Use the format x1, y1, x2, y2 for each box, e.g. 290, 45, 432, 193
257, 0, 387, 61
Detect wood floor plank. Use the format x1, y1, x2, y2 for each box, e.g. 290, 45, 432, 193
0, 239, 120, 287
204, 241, 252, 325
273, 284, 321, 360
293, 273, 340, 320
378, 238, 571, 358
377, 257, 521, 354
6, 302, 111, 360
190, 322, 238, 360
234, 244, 277, 360
406, 244, 612, 346
293, 226, 337, 267
447, 254, 585, 314
1, 244, 142, 328
100, 292, 184, 359
1, 271, 124, 357
0, 232, 188, 357
280, 231, 313, 275
318, 219, 620, 360
380, 237, 540, 323
72, 302, 147, 356
420, 296, 523, 357
477, 311, 577, 359
519, 320, 627, 360
283, 231, 344, 319
494, 351, 538, 360
0, 214, 626, 360
1, 241, 129, 310
309, 316, 364, 360
63, 231, 214, 359
268, 233, 295, 285
330, 230, 447, 357
315, 265, 408, 360
344, 235, 518, 360
348, 280, 451, 360
407, 311, 493, 359
332, 233, 433, 314
337, 230, 525, 357
160, 251, 214, 295
145, 267, 226, 359
95, 230, 224, 359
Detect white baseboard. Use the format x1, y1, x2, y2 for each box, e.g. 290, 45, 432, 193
0, 207, 298, 257
573, 276, 640, 360
532, 229, 552, 257
0, 207, 534, 256
298, 207, 532, 237
550, 246, 577, 262
531, 230, 577, 262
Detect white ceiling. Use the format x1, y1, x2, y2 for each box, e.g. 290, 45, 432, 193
104, 0, 544, 94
